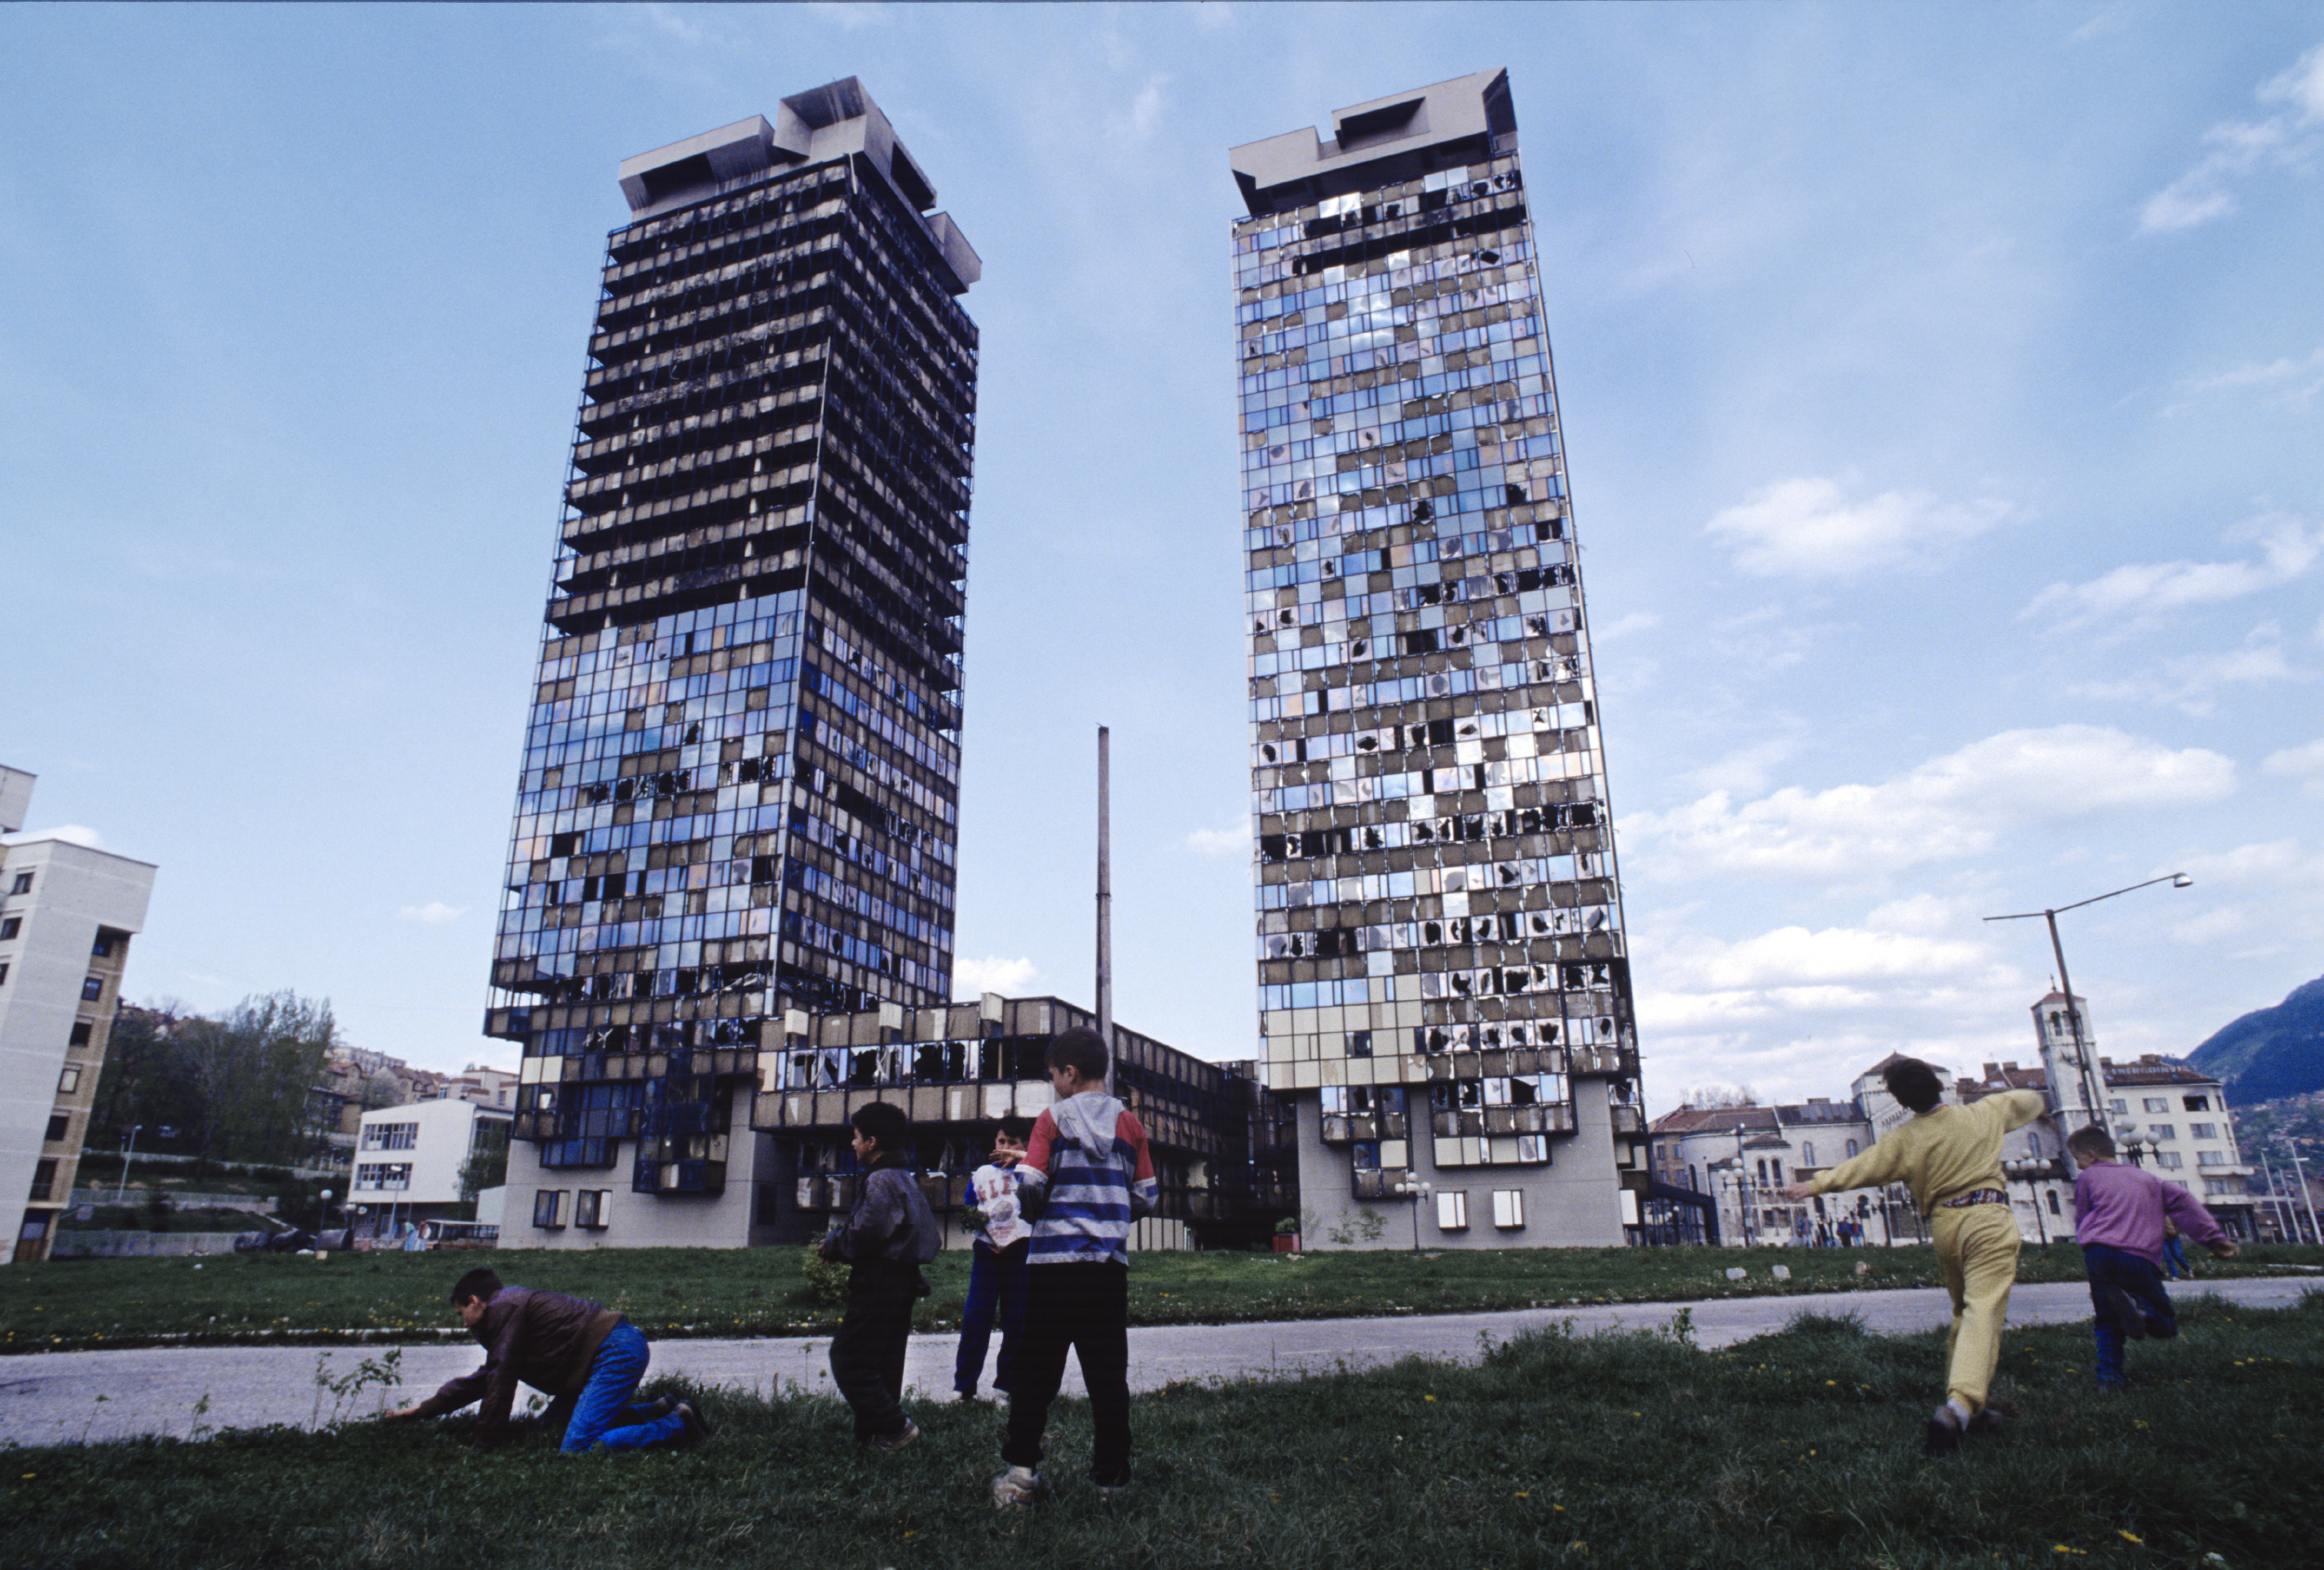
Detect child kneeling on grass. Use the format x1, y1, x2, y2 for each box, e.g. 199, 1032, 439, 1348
2067, 1124, 2238, 1390
385, 1267, 703, 1451
993, 1027, 1156, 1507
1781, 1057, 2045, 1457
823, 1099, 940, 1452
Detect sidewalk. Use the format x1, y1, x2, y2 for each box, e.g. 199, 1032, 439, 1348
3, 1275, 2311, 1447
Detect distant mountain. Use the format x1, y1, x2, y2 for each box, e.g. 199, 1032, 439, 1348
2187, 975, 2324, 1104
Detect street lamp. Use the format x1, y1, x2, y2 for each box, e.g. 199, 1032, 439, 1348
113, 1125, 144, 1206
1732, 1126, 1757, 1247
1393, 1172, 1433, 1251
1986, 874, 2192, 1129
2280, 1138, 2321, 1247
2003, 1158, 2050, 1246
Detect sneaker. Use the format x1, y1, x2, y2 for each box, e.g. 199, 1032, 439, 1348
1965, 1397, 2015, 1438
868, 1418, 920, 1453
1922, 1405, 1964, 1458
1093, 1473, 1132, 1501
956, 1390, 981, 1405
673, 1401, 710, 1445
2103, 1286, 2150, 1339
992, 1465, 1046, 1508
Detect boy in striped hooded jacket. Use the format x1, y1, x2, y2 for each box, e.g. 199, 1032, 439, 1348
992, 1026, 1156, 1505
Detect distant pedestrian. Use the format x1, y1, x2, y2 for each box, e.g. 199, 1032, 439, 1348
992, 1027, 1156, 1507
955, 1116, 1033, 1403
823, 1100, 939, 1451
384, 1267, 701, 1451
2160, 1218, 2192, 1281
1782, 1059, 2046, 1455
2067, 1126, 2237, 1390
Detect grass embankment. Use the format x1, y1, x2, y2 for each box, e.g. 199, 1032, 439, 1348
6, 1291, 2318, 1569
7, 1243, 2321, 1354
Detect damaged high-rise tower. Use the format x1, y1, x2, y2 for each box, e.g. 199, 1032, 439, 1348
484, 81, 981, 1240
1229, 70, 1648, 1247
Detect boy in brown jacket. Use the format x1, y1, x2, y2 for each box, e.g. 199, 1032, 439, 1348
386, 1267, 703, 1452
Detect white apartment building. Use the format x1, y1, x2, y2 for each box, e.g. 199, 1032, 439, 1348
0, 766, 157, 1264
350, 1096, 510, 1240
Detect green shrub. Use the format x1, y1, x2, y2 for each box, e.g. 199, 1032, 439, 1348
799, 1246, 849, 1307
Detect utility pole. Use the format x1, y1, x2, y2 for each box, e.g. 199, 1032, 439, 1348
1095, 725, 1112, 1058
2283, 1139, 2320, 1246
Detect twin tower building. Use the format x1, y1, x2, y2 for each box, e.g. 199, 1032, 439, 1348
486, 71, 1647, 1253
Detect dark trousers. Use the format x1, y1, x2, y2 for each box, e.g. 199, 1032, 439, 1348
2084, 1243, 2177, 1384
830, 1262, 921, 1441
1003, 1260, 1130, 1484
954, 1238, 1028, 1395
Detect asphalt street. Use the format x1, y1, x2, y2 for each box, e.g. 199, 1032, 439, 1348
3, 1276, 2311, 1447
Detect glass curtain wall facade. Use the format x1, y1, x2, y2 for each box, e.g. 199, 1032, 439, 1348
485, 82, 981, 1220
1230, 71, 1646, 1247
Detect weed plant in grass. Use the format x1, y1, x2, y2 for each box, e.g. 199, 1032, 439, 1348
5, 1291, 2317, 1569
7, 1243, 2321, 1352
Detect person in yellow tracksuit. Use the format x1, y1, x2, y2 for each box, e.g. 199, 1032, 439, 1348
1781, 1058, 2046, 1455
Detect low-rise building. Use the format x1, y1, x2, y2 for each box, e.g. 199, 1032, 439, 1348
505, 994, 1293, 1251
0, 767, 157, 1264
349, 1096, 511, 1244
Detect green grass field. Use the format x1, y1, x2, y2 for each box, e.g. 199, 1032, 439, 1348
7, 1243, 2321, 1352
5, 1289, 2317, 1569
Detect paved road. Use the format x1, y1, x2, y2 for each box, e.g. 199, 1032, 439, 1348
4, 1276, 2312, 1447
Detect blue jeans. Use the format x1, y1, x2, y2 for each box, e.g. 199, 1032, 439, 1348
558, 1322, 687, 1452
954, 1238, 1028, 1395
2084, 1243, 2176, 1386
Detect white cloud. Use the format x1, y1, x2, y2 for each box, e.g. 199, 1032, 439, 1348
1704, 476, 2009, 578
1185, 822, 1248, 856
954, 955, 1037, 998
1634, 911, 2010, 1040
2264, 737, 2324, 795
1111, 74, 1170, 145
2176, 346, 2324, 412
1623, 724, 2235, 879
2171, 905, 2250, 944
2067, 623, 2304, 715
1, 824, 106, 849
2176, 839, 2311, 886
2021, 514, 2321, 627
2137, 41, 2324, 234
1682, 735, 1802, 796
398, 902, 466, 924
1591, 611, 1663, 640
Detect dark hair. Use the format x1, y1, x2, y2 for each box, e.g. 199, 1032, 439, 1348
2067, 1124, 2116, 1161
996, 1115, 1034, 1142
449, 1267, 503, 1306
1047, 1026, 1109, 1083
1882, 1059, 1945, 1115
852, 1100, 909, 1150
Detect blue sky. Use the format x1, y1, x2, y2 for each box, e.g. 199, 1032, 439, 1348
4, 3, 2318, 1112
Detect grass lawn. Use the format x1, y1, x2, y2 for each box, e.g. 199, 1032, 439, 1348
4, 1288, 2317, 1568
7, 1243, 2321, 1352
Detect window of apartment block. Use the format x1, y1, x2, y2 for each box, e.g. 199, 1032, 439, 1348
0, 963, 9, 985
0, 917, 20, 940
45, 1115, 68, 1143
1436, 1190, 1469, 1230
58, 1066, 80, 1095
2154, 1152, 2183, 1169
2197, 1151, 2228, 1167
354, 1163, 412, 1191
68, 1022, 92, 1049
1490, 1189, 1525, 1229
9, 872, 31, 894
362, 1123, 419, 1152
2188, 1123, 2218, 1141
2108, 1100, 2128, 1116
533, 1190, 566, 1228
29, 1158, 58, 1201
91, 932, 114, 957
2143, 1098, 2169, 1114
2183, 1095, 2210, 1112
575, 1189, 612, 1229
81, 976, 103, 1002
2149, 1125, 2176, 1141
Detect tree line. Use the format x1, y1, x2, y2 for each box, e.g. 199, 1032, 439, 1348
87, 991, 342, 1172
